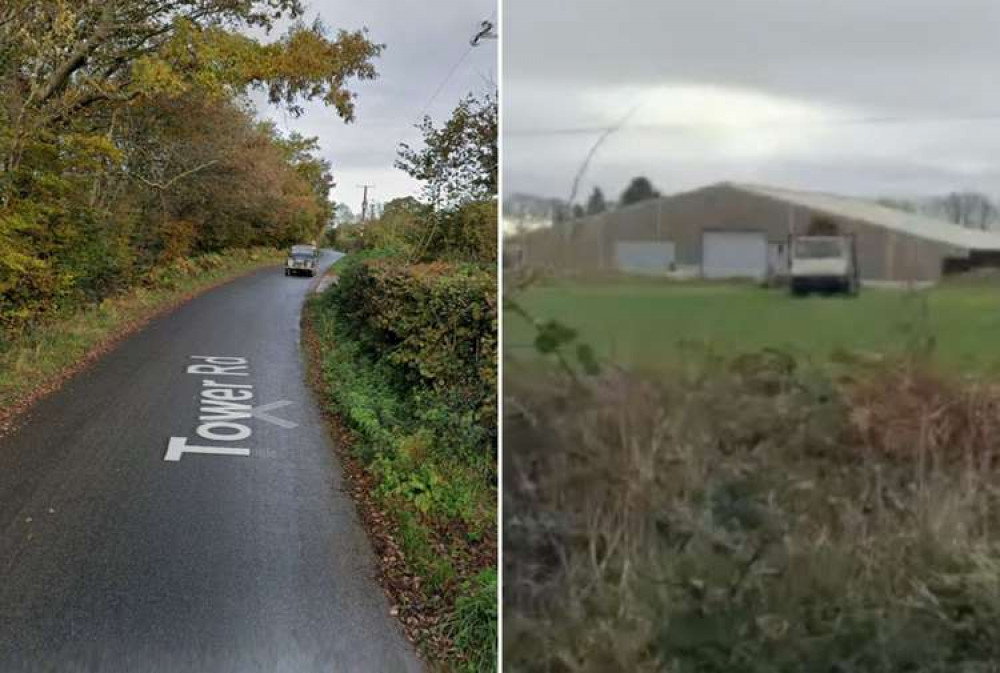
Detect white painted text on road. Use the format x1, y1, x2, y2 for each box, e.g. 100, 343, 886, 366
164, 436, 250, 461
186, 355, 249, 377
164, 355, 297, 461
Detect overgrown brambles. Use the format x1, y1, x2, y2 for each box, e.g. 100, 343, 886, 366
505, 351, 1000, 672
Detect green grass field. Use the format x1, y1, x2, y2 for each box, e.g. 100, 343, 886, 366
505, 278, 1000, 374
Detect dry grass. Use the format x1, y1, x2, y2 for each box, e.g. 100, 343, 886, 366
504, 352, 1000, 672
847, 361, 1000, 469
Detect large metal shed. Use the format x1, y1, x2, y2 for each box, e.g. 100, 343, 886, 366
512, 182, 1000, 282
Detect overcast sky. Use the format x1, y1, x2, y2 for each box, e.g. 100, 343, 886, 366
253, 0, 497, 214
503, 0, 1000, 204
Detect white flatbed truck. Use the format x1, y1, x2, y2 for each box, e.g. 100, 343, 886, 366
789, 234, 860, 296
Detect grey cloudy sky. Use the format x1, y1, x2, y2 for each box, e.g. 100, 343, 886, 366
253, 0, 497, 214
503, 0, 1000, 203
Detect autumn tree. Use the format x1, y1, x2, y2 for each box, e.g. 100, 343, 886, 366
390, 92, 497, 265
0, 0, 379, 330
395, 91, 497, 207
113, 93, 333, 259
2, 2, 380, 166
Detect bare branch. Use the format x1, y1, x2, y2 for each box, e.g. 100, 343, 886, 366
131, 159, 221, 191
566, 102, 643, 208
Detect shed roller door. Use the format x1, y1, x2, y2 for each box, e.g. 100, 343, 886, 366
702, 231, 768, 279
615, 241, 676, 275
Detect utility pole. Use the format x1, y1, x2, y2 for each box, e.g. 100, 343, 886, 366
357, 184, 375, 222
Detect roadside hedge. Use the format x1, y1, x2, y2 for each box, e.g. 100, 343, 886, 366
336, 199, 497, 265
310, 250, 497, 670
414, 200, 497, 265
335, 254, 497, 446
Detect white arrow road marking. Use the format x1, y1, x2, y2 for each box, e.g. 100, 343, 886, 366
251, 400, 298, 429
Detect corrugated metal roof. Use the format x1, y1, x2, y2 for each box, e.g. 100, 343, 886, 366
727, 182, 1000, 251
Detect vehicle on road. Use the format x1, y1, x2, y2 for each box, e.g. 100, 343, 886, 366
789, 234, 859, 296
285, 244, 319, 277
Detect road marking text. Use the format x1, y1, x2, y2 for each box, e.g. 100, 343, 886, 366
164, 356, 296, 462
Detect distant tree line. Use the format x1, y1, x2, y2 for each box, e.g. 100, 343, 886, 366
879, 192, 1000, 231
548, 175, 662, 223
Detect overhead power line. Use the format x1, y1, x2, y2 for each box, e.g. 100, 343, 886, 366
394, 9, 497, 166
416, 45, 475, 122
506, 112, 1000, 137
412, 11, 498, 125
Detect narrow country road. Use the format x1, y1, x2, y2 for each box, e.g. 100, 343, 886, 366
0, 251, 423, 672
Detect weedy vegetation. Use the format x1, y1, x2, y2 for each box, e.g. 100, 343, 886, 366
504, 275, 1000, 672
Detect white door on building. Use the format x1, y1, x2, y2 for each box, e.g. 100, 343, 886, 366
614, 241, 676, 275
701, 231, 768, 279
767, 241, 788, 277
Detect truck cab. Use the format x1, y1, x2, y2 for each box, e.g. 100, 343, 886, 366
789, 235, 859, 296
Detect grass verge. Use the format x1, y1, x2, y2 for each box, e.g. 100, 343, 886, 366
303, 280, 497, 672
0, 247, 282, 436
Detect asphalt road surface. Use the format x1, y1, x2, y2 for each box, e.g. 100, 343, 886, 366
0, 251, 423, 672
